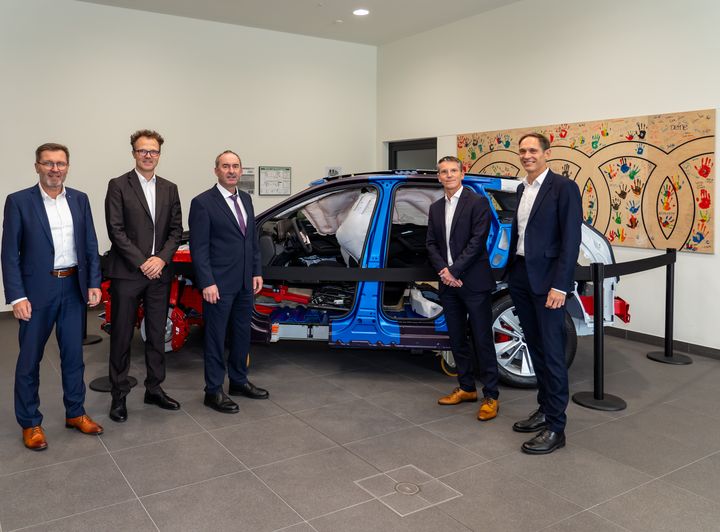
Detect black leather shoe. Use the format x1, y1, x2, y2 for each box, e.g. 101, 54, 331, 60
204, 391, 239, 414
228, 381, 269, 400
109, 398, 127, 423
144, 390, 181, 410
512, 409, 548, 433
521, 429, 566, 455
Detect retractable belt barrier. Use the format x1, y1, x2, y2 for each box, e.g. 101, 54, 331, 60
571, 248, 690, 412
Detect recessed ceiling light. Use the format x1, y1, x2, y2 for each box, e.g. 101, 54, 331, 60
353, 8, 370, 16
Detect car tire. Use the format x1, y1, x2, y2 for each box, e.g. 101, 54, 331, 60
140, 307, 175, 353
492, 294, 577, 388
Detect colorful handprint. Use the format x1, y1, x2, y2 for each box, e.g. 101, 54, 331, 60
628, 165, 640, 180
626, 215, 638, 229
630, 179, 642, 196
636, 143, 644, 155
591, 134, 600, 149
618, 157, 631, 173
636, 122, 647, 139
616, 184, 629, 200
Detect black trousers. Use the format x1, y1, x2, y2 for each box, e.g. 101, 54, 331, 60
440, 285, 499, 399
109, 277, 170, 400
508, 258, 569, 432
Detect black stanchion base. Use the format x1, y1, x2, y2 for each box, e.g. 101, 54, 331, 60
89, 376, 138, 393
647, 351, 693, 365
572, 391, 627, 411
83, 334, 103, 346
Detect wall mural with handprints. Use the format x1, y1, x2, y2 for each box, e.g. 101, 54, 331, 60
457, 109, 715, 253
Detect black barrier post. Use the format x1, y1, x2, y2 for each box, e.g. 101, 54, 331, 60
87, 316, 138, 393
572, 262, 627, 411
647, 249, 692, 365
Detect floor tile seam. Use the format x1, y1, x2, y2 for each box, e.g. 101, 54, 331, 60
103, 428, 210, 454
206, 411, 297, 433
98, 438, 161, 532
7, 498, 140, 532
489, 440, 656, 500
246, 442, 341, 471
272, 521, 320, 532
286, 395, 371, 416
0, 447, 110, 479
651, 449, 720, 506
533, 508, 633, 532
583, 476, 664, 513
183, 408, 314, 528
137, 469, 249, 499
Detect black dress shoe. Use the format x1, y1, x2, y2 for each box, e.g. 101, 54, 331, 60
521, 429, 566, 455
512, 409, 548, 433
144, 390, 181, 410
228, 381, 269, 400
109, 398, 127, 423
204, 391, 239, 414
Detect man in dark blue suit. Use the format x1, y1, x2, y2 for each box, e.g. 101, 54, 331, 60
2, 143, 104, 451
507, 133, 582, 454
189, 150, 268, 413
427, 156, 499, 421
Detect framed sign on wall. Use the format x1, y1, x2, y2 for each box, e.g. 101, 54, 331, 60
259, 166, 291, 196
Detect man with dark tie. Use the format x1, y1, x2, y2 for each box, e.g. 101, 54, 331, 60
426, 156, 499, 422
189, 150, 268, 413
104, 130, 183, 422
507, 133, 582, 454
2, 143, 103, 451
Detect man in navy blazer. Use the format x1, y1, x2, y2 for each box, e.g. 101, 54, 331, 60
189, 150, 267, 413
427, 156, 500, 421
2, 143, 104, 451
507, 133, 582, 454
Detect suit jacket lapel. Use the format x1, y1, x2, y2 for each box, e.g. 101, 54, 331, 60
527, 171, 554, 225
128, 171, 152, 220
449, 188, 469, 236
211, 186, 242, 233
30, 186, 53, 246
154, 178, 166, 228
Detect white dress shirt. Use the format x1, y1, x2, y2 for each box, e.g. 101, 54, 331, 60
216, 184, 248, 227
11, 184, 78, 305
515, 168, 548, 257
41, 184, 77, 269
444, 187, 463, 266
136, 170, 156, 253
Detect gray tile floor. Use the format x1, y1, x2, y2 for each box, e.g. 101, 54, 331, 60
2, 311, 720, 531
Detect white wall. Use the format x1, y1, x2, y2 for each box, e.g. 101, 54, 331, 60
378, 0, 720, 348
0, 0, 376, 263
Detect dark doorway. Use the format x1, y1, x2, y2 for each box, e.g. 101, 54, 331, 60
388, 138, 437, 170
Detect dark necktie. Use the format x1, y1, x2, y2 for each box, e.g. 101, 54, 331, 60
229, 194, 247, 235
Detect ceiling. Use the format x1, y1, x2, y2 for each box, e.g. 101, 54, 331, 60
77, 0, 522, 45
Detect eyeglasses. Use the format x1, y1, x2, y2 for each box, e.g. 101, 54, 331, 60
134, 149, 161, 157
37, 161, 68, 169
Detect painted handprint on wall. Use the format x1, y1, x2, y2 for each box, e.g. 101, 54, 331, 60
694, 157, 713, 178
591, 134, 600, 150
636, 122, 647, 139
697, 189, 711, 209
616, 184, 629, 199
630, 179, 643, 196
626, 215, 638, 229
618, 157, 631, 173
627, 200, 640, 214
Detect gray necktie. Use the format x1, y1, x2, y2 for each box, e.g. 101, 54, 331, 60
229, 194, 247, 235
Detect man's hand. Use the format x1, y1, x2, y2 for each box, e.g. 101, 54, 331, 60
202, 284, 220, 304
87, 288, 102, 307
252, 276, 263, 295
12, 299, 32, 321
140, 256, 165, 279
545, 289, 566, 309
438, 267, 463, 288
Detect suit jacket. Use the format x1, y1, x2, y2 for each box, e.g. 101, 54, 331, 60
104, 170, 183, 281
426, 187, 495, 293
188, 186, 261, 293
508, 170, 583, 295
2, 185, 101, 306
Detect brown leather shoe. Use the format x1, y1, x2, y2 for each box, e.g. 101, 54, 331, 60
477, 397, 499, 421
438, 387, 478, 405
65, 414, 104, 435
22, 426, 48, 451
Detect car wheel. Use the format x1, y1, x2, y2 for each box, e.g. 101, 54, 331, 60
437, 350, 458, 377
492, 294, 577, 388
140, 307, 174, 353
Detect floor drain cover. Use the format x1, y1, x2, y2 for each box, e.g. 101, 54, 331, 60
395, 482, 420, 495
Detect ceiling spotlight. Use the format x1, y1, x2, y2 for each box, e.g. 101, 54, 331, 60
353, 8, 370, 16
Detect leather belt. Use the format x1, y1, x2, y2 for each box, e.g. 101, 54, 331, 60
50, 266, 78, 278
